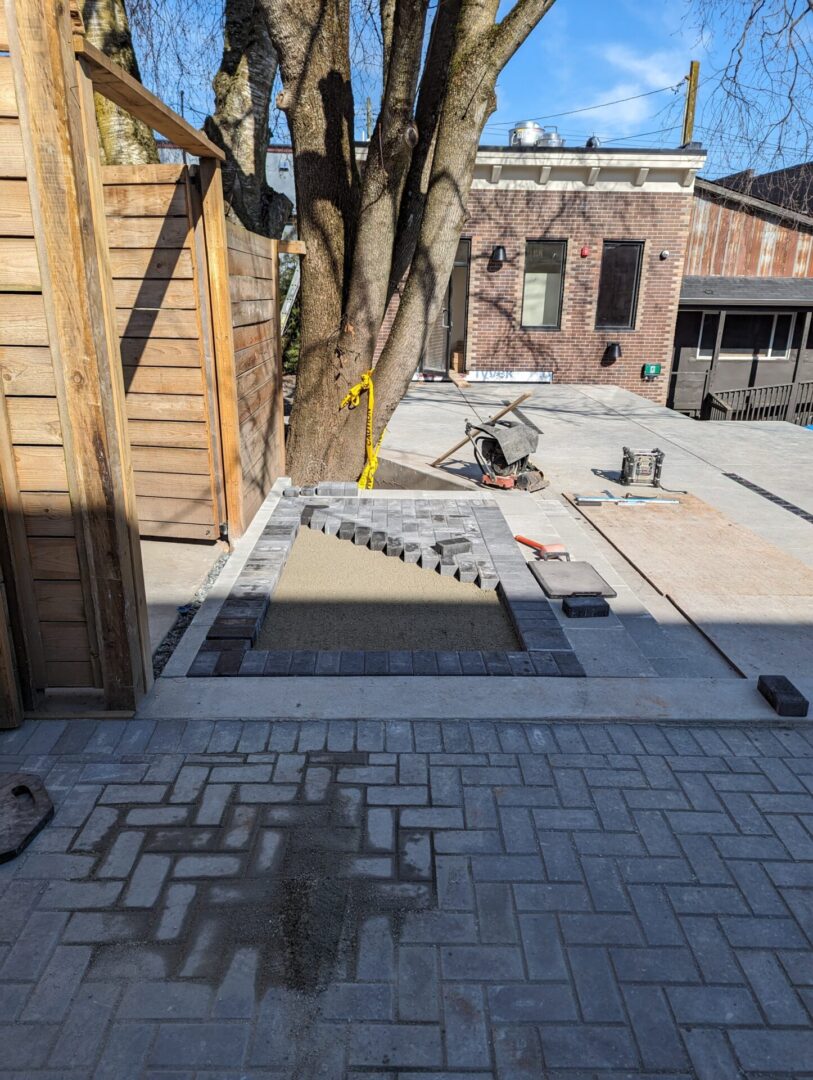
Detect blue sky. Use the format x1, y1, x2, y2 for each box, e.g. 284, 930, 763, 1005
134, 0, 803, 180
486, 2, 699, 144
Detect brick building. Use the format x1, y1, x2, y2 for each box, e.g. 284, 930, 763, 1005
414, 145, 706, 404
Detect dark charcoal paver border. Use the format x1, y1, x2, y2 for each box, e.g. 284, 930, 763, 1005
190, 495, 584, 678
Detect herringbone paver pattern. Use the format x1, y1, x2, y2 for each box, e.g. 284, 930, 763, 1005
1, 717, 813, 1077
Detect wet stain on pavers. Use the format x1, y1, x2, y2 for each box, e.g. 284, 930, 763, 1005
84, 750, 435, 1004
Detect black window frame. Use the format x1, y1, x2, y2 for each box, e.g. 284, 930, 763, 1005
520, 239, 567, 330
595, 240, 644, 330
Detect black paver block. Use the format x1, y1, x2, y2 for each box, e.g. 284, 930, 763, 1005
365, 652, 389, 675
483, 651, 512, 676
339, 651, 366, 675
353, 526, 372, 546
264, 650, 293, 676
459, 650, 487, 675
238, 650, 269, 676
436, 651, 463, 675
413, 650, 439, 675
188, 652, 218, 677
436, 536, 472, 556
214, 650, 244, 676
387, 651, 414, 675
563, 596, 611, 618
553, 651, 586, 677
529, 650, 560, 676
370, 531, 387, 552
757, 675, 809, 717
338, 521, 356, 540
290, 650, 318, 675
315, 651, 342, 675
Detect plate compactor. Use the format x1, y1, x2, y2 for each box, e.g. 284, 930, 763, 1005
465, 418, 548, 492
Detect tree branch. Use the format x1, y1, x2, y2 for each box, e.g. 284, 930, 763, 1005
492, 0, 558, 69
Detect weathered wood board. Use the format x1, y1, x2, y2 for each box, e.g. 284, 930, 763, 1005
103, 164, 220, 541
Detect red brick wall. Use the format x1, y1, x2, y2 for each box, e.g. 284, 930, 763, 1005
461, 188, 693, 403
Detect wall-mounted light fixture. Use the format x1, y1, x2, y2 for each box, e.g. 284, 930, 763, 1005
580, 245, 590, 258
490, 245, 507, 264
602, 342, 623, 366
659, 249, 670, 260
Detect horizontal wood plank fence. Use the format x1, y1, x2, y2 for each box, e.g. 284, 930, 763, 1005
103, 164, 224, 541
0, 1, 289, 718
226, 221, 284, 528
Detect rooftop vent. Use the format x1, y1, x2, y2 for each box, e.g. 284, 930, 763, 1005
509, 122, 564, 149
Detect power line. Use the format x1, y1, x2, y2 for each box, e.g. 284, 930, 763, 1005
485, 79, 686, 129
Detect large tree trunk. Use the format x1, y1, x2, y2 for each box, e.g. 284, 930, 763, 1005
82, 0, 160, 165
263, 0, 556, 482
204, 0, 292, 237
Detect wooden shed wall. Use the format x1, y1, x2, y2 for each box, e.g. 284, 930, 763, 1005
0, 46, 97, 691
103, 164, 224, 540
686, 189, 813, 278
226, 222, 285, 527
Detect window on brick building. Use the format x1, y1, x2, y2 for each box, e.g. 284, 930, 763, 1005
595, 241, 643, 329
521, 241, 566, 328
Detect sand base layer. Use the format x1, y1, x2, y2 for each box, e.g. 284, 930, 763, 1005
256, 528, 520, 652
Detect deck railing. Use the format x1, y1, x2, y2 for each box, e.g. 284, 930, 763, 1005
702, 380, 813, 425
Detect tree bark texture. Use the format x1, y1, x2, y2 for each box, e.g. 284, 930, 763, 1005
82, 0, 160, 165
262, 0, 557, 481
204, 0, 292, 237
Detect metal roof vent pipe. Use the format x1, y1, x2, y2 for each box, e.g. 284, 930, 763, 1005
586, 134, 601, 148
509, 122, 564, 148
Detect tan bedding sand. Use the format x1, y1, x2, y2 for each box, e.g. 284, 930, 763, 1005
256, 527, 520, 652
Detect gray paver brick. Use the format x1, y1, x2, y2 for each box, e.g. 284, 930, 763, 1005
3, 714, 813, 1078
398, 945, 438, 1021
149, 1021, 249, 1067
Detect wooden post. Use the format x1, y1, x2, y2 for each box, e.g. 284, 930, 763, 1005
8, 0, 151, 708
198, 158, 244, 538
0, 559, 22, 728
681, 60, 700, 147
270, 237, 286, 478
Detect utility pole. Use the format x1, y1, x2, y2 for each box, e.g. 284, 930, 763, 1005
681, 60, 700, 146
180, 89, 188, 165
366, 96, 373, 142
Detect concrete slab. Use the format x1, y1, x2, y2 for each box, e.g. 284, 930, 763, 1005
141, 539, 225, 653
383, 383, 813, 680
139, 674, 784, 723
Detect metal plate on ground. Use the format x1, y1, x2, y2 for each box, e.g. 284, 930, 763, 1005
0, 773, 54, 863
528, 560, 617, 598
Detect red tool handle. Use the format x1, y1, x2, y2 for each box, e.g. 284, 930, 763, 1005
515, 534, 546, 552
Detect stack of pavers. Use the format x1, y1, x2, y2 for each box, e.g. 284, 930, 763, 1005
300, 494, 499, 590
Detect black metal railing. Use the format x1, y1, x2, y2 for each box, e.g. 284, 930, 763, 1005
702, 380, 813, 425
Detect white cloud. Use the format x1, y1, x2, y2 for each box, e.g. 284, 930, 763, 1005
575, 45, 687, 136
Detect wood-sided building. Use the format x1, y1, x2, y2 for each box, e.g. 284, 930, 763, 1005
0, 1, 288, 723
670, 178, 813, 422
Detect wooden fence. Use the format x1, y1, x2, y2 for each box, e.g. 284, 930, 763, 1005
226, 221, 285, 527
104, 164, 225, 540
0, 1, 292, 719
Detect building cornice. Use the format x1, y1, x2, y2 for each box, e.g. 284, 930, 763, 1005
471, 149, 707, 194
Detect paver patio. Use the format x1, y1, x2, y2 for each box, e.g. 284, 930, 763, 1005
2, 716, 813, 1078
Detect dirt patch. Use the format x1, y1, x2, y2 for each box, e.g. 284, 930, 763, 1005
256, 527, 520, 651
